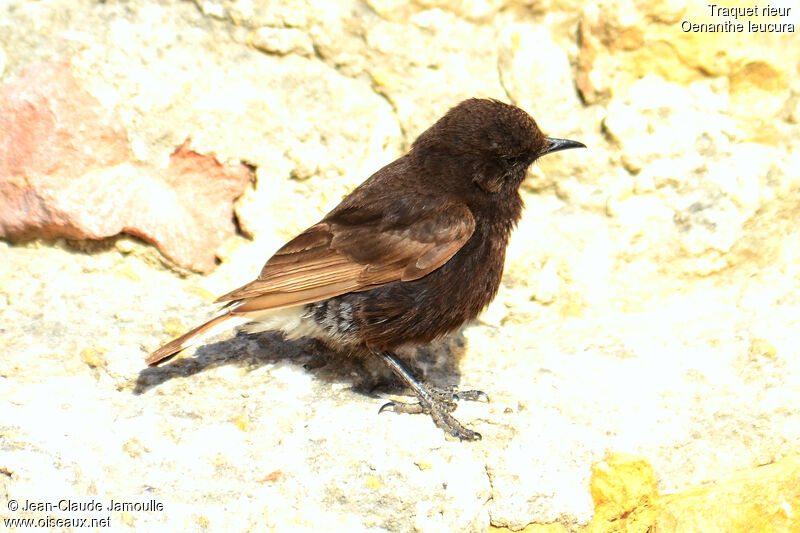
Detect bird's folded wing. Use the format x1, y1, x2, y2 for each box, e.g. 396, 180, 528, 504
216, 201, 475, 312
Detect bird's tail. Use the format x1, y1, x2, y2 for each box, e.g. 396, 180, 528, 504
145, 313, 248, 366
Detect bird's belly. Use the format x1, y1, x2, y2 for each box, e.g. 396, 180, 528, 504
307, 231, 507, 351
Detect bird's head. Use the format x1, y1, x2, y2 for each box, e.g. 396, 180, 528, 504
412, 98, 584, 194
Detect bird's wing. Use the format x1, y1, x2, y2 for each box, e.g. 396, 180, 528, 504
216, 199, 475, 313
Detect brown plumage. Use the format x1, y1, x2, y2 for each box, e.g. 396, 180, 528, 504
146, 98, 585, 439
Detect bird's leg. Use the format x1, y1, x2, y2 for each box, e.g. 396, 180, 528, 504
373, 351, 486, 441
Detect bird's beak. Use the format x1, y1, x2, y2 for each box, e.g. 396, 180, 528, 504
541, 137, 586, 156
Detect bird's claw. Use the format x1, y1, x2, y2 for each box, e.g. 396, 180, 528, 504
428, 385, 490, 404
378, 386, 486, 441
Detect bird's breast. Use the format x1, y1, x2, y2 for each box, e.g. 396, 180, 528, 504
439, 216, 510, 318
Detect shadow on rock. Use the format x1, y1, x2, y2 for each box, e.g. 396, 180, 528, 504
134, 327, 471, 397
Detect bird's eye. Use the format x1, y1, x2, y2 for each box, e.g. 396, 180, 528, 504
502, 155, 525, 168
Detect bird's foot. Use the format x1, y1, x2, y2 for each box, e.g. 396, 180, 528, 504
374, 351, 487, 441
379, 385, 488, 441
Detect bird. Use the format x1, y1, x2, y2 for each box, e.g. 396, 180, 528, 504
146, 98, 585, 440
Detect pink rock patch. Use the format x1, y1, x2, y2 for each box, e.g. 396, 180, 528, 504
0, 59, 252, 272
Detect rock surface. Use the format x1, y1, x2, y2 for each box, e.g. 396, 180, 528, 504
0, 59, 252, 272
1, 1, 799, 532
579, 453, 800, 532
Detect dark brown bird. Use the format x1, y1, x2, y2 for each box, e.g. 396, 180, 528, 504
146, 98, 584, 440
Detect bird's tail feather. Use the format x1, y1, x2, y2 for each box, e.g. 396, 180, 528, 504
145, 313, 248, 366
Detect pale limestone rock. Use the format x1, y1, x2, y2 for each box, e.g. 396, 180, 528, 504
577, 0, 797, 141
249, 26, 314, 56
366, 0, 508, 22
192, 0, 315, 28
498, 25, 582, 132
363, 9, 507, 141
531, 259, 559, 305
